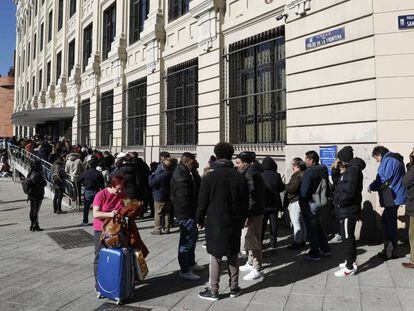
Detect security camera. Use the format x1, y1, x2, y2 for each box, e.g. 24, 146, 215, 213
276, 13, 288, 21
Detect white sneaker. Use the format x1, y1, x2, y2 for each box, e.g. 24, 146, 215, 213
239, 262, 254, 273
243, 269, 264, 281
339, 261, 358, 271
191, 263, 205, 271
334, 267, 355, 278
329, 234, 342, 243
180, 271, 200, 281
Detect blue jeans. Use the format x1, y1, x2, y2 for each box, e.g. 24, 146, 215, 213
382, 206, 399, 248
83, 190, 98, 224
178, 219, 198, 273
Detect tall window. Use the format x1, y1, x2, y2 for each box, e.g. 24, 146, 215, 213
34, 0, 38, 16
68, 39, 75, 76
48, 10, 53, 42
169, 0, 190, 22
56, 51, 62, 83
33, 34, 37, 59
32, 76, 35, 96
129, 0, 149, 44
69, 0, 77, 18
47, 61, 51, 86
22, 50, 25, 73
78, 99, 90, 145
83, 23, 93, 72
27, 42, 30, 66
27, 82, 29, 100
102, 4, 116, 61
228, 27, 286, 144
125, 78, 147, 146
58, 0, 64, 31
39, 69, 42, 92
98, 91, 114, 147
166, 59, 198, 146
40, 23, 44, 51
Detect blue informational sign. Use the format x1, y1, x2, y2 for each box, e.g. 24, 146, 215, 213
319, 145, 337, 176
305, 28, 346, 50
398, 15, 414, 29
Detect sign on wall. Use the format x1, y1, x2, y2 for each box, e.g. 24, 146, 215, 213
398, 15, 414, 30
319, 145, 337, 176
305, 27, 345, 50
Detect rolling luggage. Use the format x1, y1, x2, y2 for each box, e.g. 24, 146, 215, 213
96, 248, 135, 305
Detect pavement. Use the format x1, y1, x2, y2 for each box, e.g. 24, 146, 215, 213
0, 178, 413, 311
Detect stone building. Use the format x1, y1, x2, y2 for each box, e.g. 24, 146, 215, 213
12, 0, 414, 230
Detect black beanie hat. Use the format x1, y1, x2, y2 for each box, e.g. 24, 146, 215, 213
337, 146, 354, 163
236, 151, 256, 163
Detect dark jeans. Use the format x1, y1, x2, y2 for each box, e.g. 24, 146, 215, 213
382, 206, 399, 248
53, 188, 63, 212
340, 218, 357, 269
303, 204, 330, 257
261, 210, 278, 246
29, 199, 42, 226
83, 190, 97, 224
178, 219, 198, 273
94, 230, 102, 288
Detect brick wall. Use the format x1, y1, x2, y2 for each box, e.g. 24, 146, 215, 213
0, 77, 14, 138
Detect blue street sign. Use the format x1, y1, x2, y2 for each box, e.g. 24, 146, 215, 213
398, 15, 414, 29
319, 145, 337, 176
305, 28, 345, 50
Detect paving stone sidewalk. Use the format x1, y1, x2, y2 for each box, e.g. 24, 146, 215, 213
0, 178, 413, 311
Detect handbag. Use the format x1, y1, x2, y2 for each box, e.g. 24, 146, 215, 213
379, 179, 395, 208
134, 250, 149, 281
100, 215, 129, 248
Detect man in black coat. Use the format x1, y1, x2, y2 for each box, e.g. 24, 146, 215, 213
261, 156, 285, 249
170, 152, 202, 281
332, 146, 365, 277
27, 160, 47, 231
197, 143, 248, 301
300, 150, 331, 261
235, 151, 266, 281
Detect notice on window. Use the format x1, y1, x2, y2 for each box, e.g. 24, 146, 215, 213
305, 28, 345, 50
319, 145, 337, 176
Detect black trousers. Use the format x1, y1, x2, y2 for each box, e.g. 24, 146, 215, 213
303, 205, 330, 256
29, 199, 42, 226
340, 218, 357, 269
53, 189, 63, 212
261, 210, 278, 245
94, 230, 103, 289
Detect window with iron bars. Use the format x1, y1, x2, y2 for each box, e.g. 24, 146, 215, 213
98, 91, 114, 147
226, 27, 286, 145
124, 78, 147, 146
165, 59, 198, 146
78, 99, 90, 146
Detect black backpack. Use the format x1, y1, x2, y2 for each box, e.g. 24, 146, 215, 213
22, 176, 33, 195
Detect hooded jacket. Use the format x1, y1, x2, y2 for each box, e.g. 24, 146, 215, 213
65, 153, 84, 181
149, 163, 173, 202
240, 161, 265, 217
300, 164, 329, 203
28, 169, 47, 200
197, 159, 249, 256
261, 156, 285, 211
333, 158, 366, 219
369, 152, 407, 207
170, 162, 201, 220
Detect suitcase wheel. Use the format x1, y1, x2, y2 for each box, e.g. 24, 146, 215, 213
115, 298, 121, 305
96, 293, 102, 299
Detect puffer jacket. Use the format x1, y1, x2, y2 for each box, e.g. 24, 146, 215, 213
261, 156, 284, 211
65, 153, 83, 181
300, 164, 329, 202
149, 163, 173, 202
403, 164, 414, 217
333, 158, 366, 219
240, 161, 265, 217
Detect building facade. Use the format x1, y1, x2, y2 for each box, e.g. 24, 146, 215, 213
0, 75, 15, 138
12, 0, 414, 220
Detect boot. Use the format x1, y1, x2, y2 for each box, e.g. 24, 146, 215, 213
32, 224, 44, 232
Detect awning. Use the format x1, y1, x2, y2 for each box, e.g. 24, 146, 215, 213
12, 107, 75, 126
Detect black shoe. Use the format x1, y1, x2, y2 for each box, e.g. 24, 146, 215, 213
32, 225, 44, 232
56, 210, 67, 214
30, 225, 33, 231
150, 230, 162, 235
230, 287, 242, 298
53, 210, 57, 214
198, 288, 219, 301
287, 243, 302, 250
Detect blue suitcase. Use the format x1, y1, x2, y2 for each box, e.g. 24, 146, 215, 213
96, 248, 135, 305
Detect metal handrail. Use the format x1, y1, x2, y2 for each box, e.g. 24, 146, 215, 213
7, 144, 79, 210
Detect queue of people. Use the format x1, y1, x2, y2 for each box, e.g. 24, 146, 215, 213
5, 133, 414, 301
